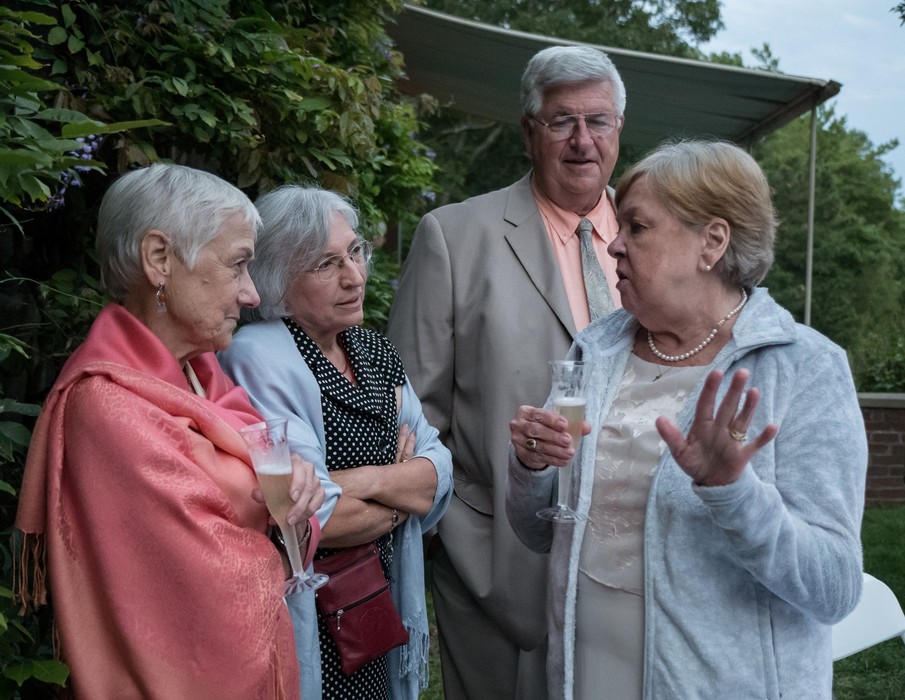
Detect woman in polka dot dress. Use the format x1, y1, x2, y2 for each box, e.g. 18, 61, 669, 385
220, 185, 453, 699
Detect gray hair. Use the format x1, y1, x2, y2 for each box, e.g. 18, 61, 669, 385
520, 45, 627, 117
615, 140, 777, 288
96, 163, 260, 301
247, 184, 359, 322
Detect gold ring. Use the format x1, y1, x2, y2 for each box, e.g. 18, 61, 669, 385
526, 438, 538, 450
729, 429, 747, 442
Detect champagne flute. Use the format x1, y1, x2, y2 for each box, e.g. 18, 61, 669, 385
239, 418, 328, 595
537, 360, 591, 522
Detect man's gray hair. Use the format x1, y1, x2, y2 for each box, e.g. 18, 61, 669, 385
520, 45, 626, 117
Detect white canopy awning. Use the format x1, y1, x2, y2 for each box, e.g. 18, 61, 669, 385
389, 4, 840, 152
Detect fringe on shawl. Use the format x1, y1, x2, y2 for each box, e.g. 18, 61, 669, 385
14, 530, 47, 615
14, 531, 69, 694
398, 617, 431, 691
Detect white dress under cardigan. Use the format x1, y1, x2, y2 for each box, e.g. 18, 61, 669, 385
574, 355, 707, 699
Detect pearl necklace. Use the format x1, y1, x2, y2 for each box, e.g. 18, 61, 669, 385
647, 288, 748, 362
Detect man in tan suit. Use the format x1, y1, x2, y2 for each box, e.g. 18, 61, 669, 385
387, 46, 626, 699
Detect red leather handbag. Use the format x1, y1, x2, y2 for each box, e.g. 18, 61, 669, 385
313, 542, 410, 675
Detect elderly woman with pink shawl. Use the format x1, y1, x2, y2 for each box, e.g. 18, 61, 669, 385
15, 164, 324, 698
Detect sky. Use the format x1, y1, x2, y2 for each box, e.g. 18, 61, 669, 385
701, 0, 905, 196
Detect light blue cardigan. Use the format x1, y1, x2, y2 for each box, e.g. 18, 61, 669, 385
219, 320, 453, 700
506, 288, 867, 700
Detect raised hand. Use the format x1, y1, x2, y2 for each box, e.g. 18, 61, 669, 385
655, 369, 778, 487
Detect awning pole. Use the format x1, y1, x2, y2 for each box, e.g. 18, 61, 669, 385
804, 101, 818, 326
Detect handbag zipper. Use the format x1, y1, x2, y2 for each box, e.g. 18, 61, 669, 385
324, 582, 390, 631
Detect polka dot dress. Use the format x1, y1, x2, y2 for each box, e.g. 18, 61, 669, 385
285, 319, 405, 699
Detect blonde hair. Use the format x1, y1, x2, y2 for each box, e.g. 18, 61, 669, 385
615, 140, 777, 288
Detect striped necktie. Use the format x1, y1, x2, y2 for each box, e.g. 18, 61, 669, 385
578, 218, 614, 320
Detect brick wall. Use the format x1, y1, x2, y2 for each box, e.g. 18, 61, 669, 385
860, 393, 905, 505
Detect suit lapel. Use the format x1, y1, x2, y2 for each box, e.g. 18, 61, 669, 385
503, 174, 577, 338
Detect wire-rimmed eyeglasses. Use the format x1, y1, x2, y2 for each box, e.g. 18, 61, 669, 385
305, 240, 373, 281
530, 113, 623, 141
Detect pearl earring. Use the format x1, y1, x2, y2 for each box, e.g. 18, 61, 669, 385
704, 264, 712, 271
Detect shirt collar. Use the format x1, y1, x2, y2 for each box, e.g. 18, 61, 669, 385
531, 180, 614, 244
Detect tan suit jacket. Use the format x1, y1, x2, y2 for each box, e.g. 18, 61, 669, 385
387, 173, 575, 650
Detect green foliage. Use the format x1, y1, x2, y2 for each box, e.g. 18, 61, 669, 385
854, 338, 905, 393
7, 0, 435, 331
413, 111, 530, 209
1, 1, 437, 694
0, 399, 39, 466
363, 246, 401, 334
423, 0, 723, 56
0, 341, 66, 695
754, 107, 905, 388
706, 44, 905, 390
40, 0, 435, 231
0, 536, 70, 698
0, 392, 65, 697
0, 3, 162, 231
0, 3, 87, 222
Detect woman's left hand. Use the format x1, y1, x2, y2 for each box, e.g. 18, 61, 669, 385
656, 369, 779, 487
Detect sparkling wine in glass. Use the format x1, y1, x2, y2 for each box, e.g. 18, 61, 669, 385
240, 418, 327, 595
537, 360, 591, 522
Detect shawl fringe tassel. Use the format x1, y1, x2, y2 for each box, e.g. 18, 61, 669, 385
14, 531, 47, 615
398, 617, 430, 691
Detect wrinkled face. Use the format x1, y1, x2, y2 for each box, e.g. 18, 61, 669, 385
163, 212, 259, 358
524, 80, 623, 215
286, 212, 366, 346
609, 176, 704, 321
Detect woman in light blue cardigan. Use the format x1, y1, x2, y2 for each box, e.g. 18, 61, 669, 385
507, 141, 867, 700
219, 185, 452, 700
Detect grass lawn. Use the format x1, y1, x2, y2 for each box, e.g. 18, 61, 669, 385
833, 505, 905, 699
419, 505, 905, 699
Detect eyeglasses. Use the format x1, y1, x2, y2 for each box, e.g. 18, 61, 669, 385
306, 240, 373, 281
531, 113, 623, 141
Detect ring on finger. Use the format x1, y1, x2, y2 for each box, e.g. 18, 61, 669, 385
729, 429, 747, 442
526, 438, 538, 451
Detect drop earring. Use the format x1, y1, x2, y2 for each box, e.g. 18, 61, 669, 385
156, 282, 167, 313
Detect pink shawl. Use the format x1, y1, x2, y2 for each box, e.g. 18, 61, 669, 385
16, 304, 308, 699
